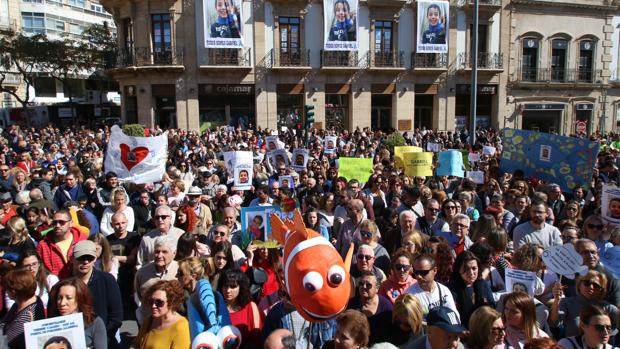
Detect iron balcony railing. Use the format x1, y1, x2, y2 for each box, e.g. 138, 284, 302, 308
458, 52, 503, 70
269, 48, 310, 67
0, 72, 22, 85
113, 47, 184, 68
518, 67, 601, 84
371, 50, 405, 68
320, 50, 360, 67
411, 53, 448, 69
202, 48, 252, 66
466, 0, 502, 5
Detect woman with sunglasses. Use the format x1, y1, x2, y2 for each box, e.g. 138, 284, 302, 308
379, 249, 416, 304
557, 200, 583, 230
549, 270, 618, 338
582, 215, 612, 255
465, 306, 506, 349
48, 278, 108, 349
558, 304, 615, 349
132, 280, 190, 349
358, 220, 389, 274
440, 199, 460, 224
347, 271, 393, 345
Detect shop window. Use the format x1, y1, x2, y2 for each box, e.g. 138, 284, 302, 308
521, 38, 539, 81
325, 94, 349, 131
277, 94, 303, 130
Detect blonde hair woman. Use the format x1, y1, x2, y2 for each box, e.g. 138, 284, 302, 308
466, 306, 506, 349
89, 233, 120, 280
99, 187, 134, 236
1, 216, 35, 259
393, 294, 424, 346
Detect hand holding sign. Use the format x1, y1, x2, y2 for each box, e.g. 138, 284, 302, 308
542, 244, 588, 279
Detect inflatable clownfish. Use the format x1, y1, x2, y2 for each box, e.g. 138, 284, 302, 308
270, 209, 354, 322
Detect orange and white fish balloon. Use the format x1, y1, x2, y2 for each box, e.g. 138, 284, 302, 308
270, 209, 353, 322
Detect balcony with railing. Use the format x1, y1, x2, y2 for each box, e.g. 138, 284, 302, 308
459, 0, 502, 13
268, 48, 310, 69
458, 52, 503, 72
515, 67, 602, 86
0, 72, 22, 86
320, 50, 362, 70
411, 53, 448, 70
110, 47, 184, 71
200, 48, 252, 70
370, 51, 405, 69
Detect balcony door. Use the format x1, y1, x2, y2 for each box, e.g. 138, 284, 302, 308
521, 38, 539, 81
279, 17, 301, 65
374, 21, 393, 66
551, 39, 568, 82
578, 41, 594, 82
151, 14, 172, 64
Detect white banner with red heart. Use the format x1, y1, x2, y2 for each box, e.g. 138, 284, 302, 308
104, 125, 168, 184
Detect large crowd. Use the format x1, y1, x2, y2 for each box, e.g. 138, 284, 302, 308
0, 124, 618, 349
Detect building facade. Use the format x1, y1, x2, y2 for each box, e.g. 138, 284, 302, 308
101, 0, 620, 134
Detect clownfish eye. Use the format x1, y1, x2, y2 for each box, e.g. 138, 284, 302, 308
303, 271, 323, 292
327, 265, 345, 286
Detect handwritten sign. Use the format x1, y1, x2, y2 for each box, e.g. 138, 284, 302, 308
542, 244, 588, 279
482, 146, 496, 156
394, 146, 422, 169
338, 158, 373, 181
466, 170, 485, 184
505, 269, 537, 296
500, 129, 599, 191
25, 313, 86, 349
426, 142, 440, 152
436, 150, 464, 177
403, 152, 433, 177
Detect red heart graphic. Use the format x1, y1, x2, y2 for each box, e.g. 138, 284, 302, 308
119, 143, 149, 171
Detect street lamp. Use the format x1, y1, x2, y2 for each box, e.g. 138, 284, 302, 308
469, 0, 479, 145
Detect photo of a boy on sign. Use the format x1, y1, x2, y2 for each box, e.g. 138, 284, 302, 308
241, 206, 280, 247
203, 0, 244, 48
416, 1, 449, 53
602, 184, 620, 227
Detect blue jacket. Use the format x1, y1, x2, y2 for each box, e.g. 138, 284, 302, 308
187, 279, 231, 339
262, 301, 336, 348
87, 268, 123, 341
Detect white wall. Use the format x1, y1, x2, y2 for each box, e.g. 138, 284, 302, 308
264, 1, 274, 58
490, 11, 500, 54
611, 16, 620, 81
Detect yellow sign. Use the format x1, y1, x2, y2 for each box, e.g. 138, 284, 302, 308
394, 146, 422, 169
403, 152, 433, 177
339, 157, 373, 181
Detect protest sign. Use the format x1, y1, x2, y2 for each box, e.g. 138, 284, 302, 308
403, 152, 433, 177
394, 146, 422, 169
25, 313, 86, 349
104, 125, 168, 184
601, 246, 620, 278
468, 152, 481, 163
466, 170, 485, 184
279, 175, 295, 189
436, 150, 464, 177
505, 269, 537, 296
482, 146, 496, 156
291, 149, 309, 172
416, 1, 449, 53
323, 0, 359, 51
601, 184, 620, 227
500, 128, 599, 191
266, 136, 281, 151
202, 0, 244, 48
541, 244, 588, 279
241, 206, 281, 248
426, 142, 440, 152
233, 151, 253, 191
338, 158, 373, 181
268, 149, 290, 168
324, 136, 338, 154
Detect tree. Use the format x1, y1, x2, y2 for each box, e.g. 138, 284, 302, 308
0, 31, 49, 123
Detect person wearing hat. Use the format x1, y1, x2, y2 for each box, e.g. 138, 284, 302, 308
0, 191, 16, 226
186, 186, 213, 232
72, 240, 123, 349
402, 306, 466, 349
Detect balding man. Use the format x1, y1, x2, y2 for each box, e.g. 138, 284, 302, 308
136, 205, 184, 269
28, 187, 54, 211
107, 212, 140, 306
351, 244, 386, 286
335, 199, 365, 258
264, 329, 295, 349
384, 210, 417, 254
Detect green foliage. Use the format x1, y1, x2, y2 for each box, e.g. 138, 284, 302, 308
123, 124, 145, 137
383, 131, 406, 153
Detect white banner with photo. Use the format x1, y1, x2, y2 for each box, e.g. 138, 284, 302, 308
324, 136, 338, 154
416, 1, 449, 53
25, 313, 86, 349
323, 0, 359, 51
233, 151, 253, 191
291, 149, 309, 172
602, 184, 620, 227
268, 149, 290, 168
505, 269, 537, 296
203, 0, 244, 48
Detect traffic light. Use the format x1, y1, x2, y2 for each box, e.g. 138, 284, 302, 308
304, 104, 315, 128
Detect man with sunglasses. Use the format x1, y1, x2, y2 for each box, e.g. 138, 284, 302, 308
406, 254, 459, 321
136, 205, 185, 269
209, 224, 246, 265
36, 209, 87, 279
72, 240, 123, 349
415, 199, 450, 237
350, 245, 386, 287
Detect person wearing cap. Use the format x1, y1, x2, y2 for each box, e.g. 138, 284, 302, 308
72, 240, 123, 349
0, 191, 16, 226
186, 186, 213, 232
402, 306, 466, 349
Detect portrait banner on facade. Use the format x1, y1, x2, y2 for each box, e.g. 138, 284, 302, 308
203, 0, 244, 48
416, 1, 449, 53
323, 0, 359, 51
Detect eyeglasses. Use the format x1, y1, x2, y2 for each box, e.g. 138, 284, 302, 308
561, 235, 577, 242
23, 261, 39, 269
360, 231, 373, 238
445, 206, 457, 210
358, 282, 374, 289
414, 269, 432, 277
566, 207, 578, 211
591, 324, 612, 333
52, 219, 70, 226
583, 280, 603, 290
452, 223, 468, 229
357, 255, 373, 261
491, 327, 506, 334
76, 255, 95, 263
154, 215, 170, 221
214, 230, 227, 237
587, 224, 604, 230
394, 264, 411, 272
150, 298, 167, 308
580, 249, 598, 256
0, 169, 8, 172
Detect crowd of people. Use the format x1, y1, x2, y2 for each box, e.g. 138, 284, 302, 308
0, 123, 618, 349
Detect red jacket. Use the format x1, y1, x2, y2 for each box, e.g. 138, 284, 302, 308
36, 227, 86, 279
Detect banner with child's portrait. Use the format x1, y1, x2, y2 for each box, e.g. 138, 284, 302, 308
323, 0, 359, 51
416, 1, 449, 53
203, 0, 244, 48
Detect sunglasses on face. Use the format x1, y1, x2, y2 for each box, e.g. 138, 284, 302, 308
357, 255, 373, 261
588, 224, 604, 230
360, 231, 372, 238
214, 231, 227, 237
358, 282, 374, 289
591, 324, 612, 333
394, 264, 411, 272
583, 280, 603, 290
414, 269, 432, 277
150, 299, 167, 308
154, 215, 170, 221
445, 206, 457, 210
76, 255, 95, 263
53, 219, 70, 226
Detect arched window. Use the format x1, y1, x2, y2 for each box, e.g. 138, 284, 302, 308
578, 40, 595, 82
521, 37, 539, 81
551, 38, 568, 82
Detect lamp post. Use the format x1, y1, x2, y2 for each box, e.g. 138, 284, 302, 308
469, 0, 479, 145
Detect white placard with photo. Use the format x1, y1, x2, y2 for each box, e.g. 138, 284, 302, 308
323, 0, 359, 51
291, 149, 309, 172
25, 313, 86, 349
324, 136, 338, 154
602, 184, 620, 227
505, 269, 537, 296
416, 1, 449, 53
203, 0, 244, 48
